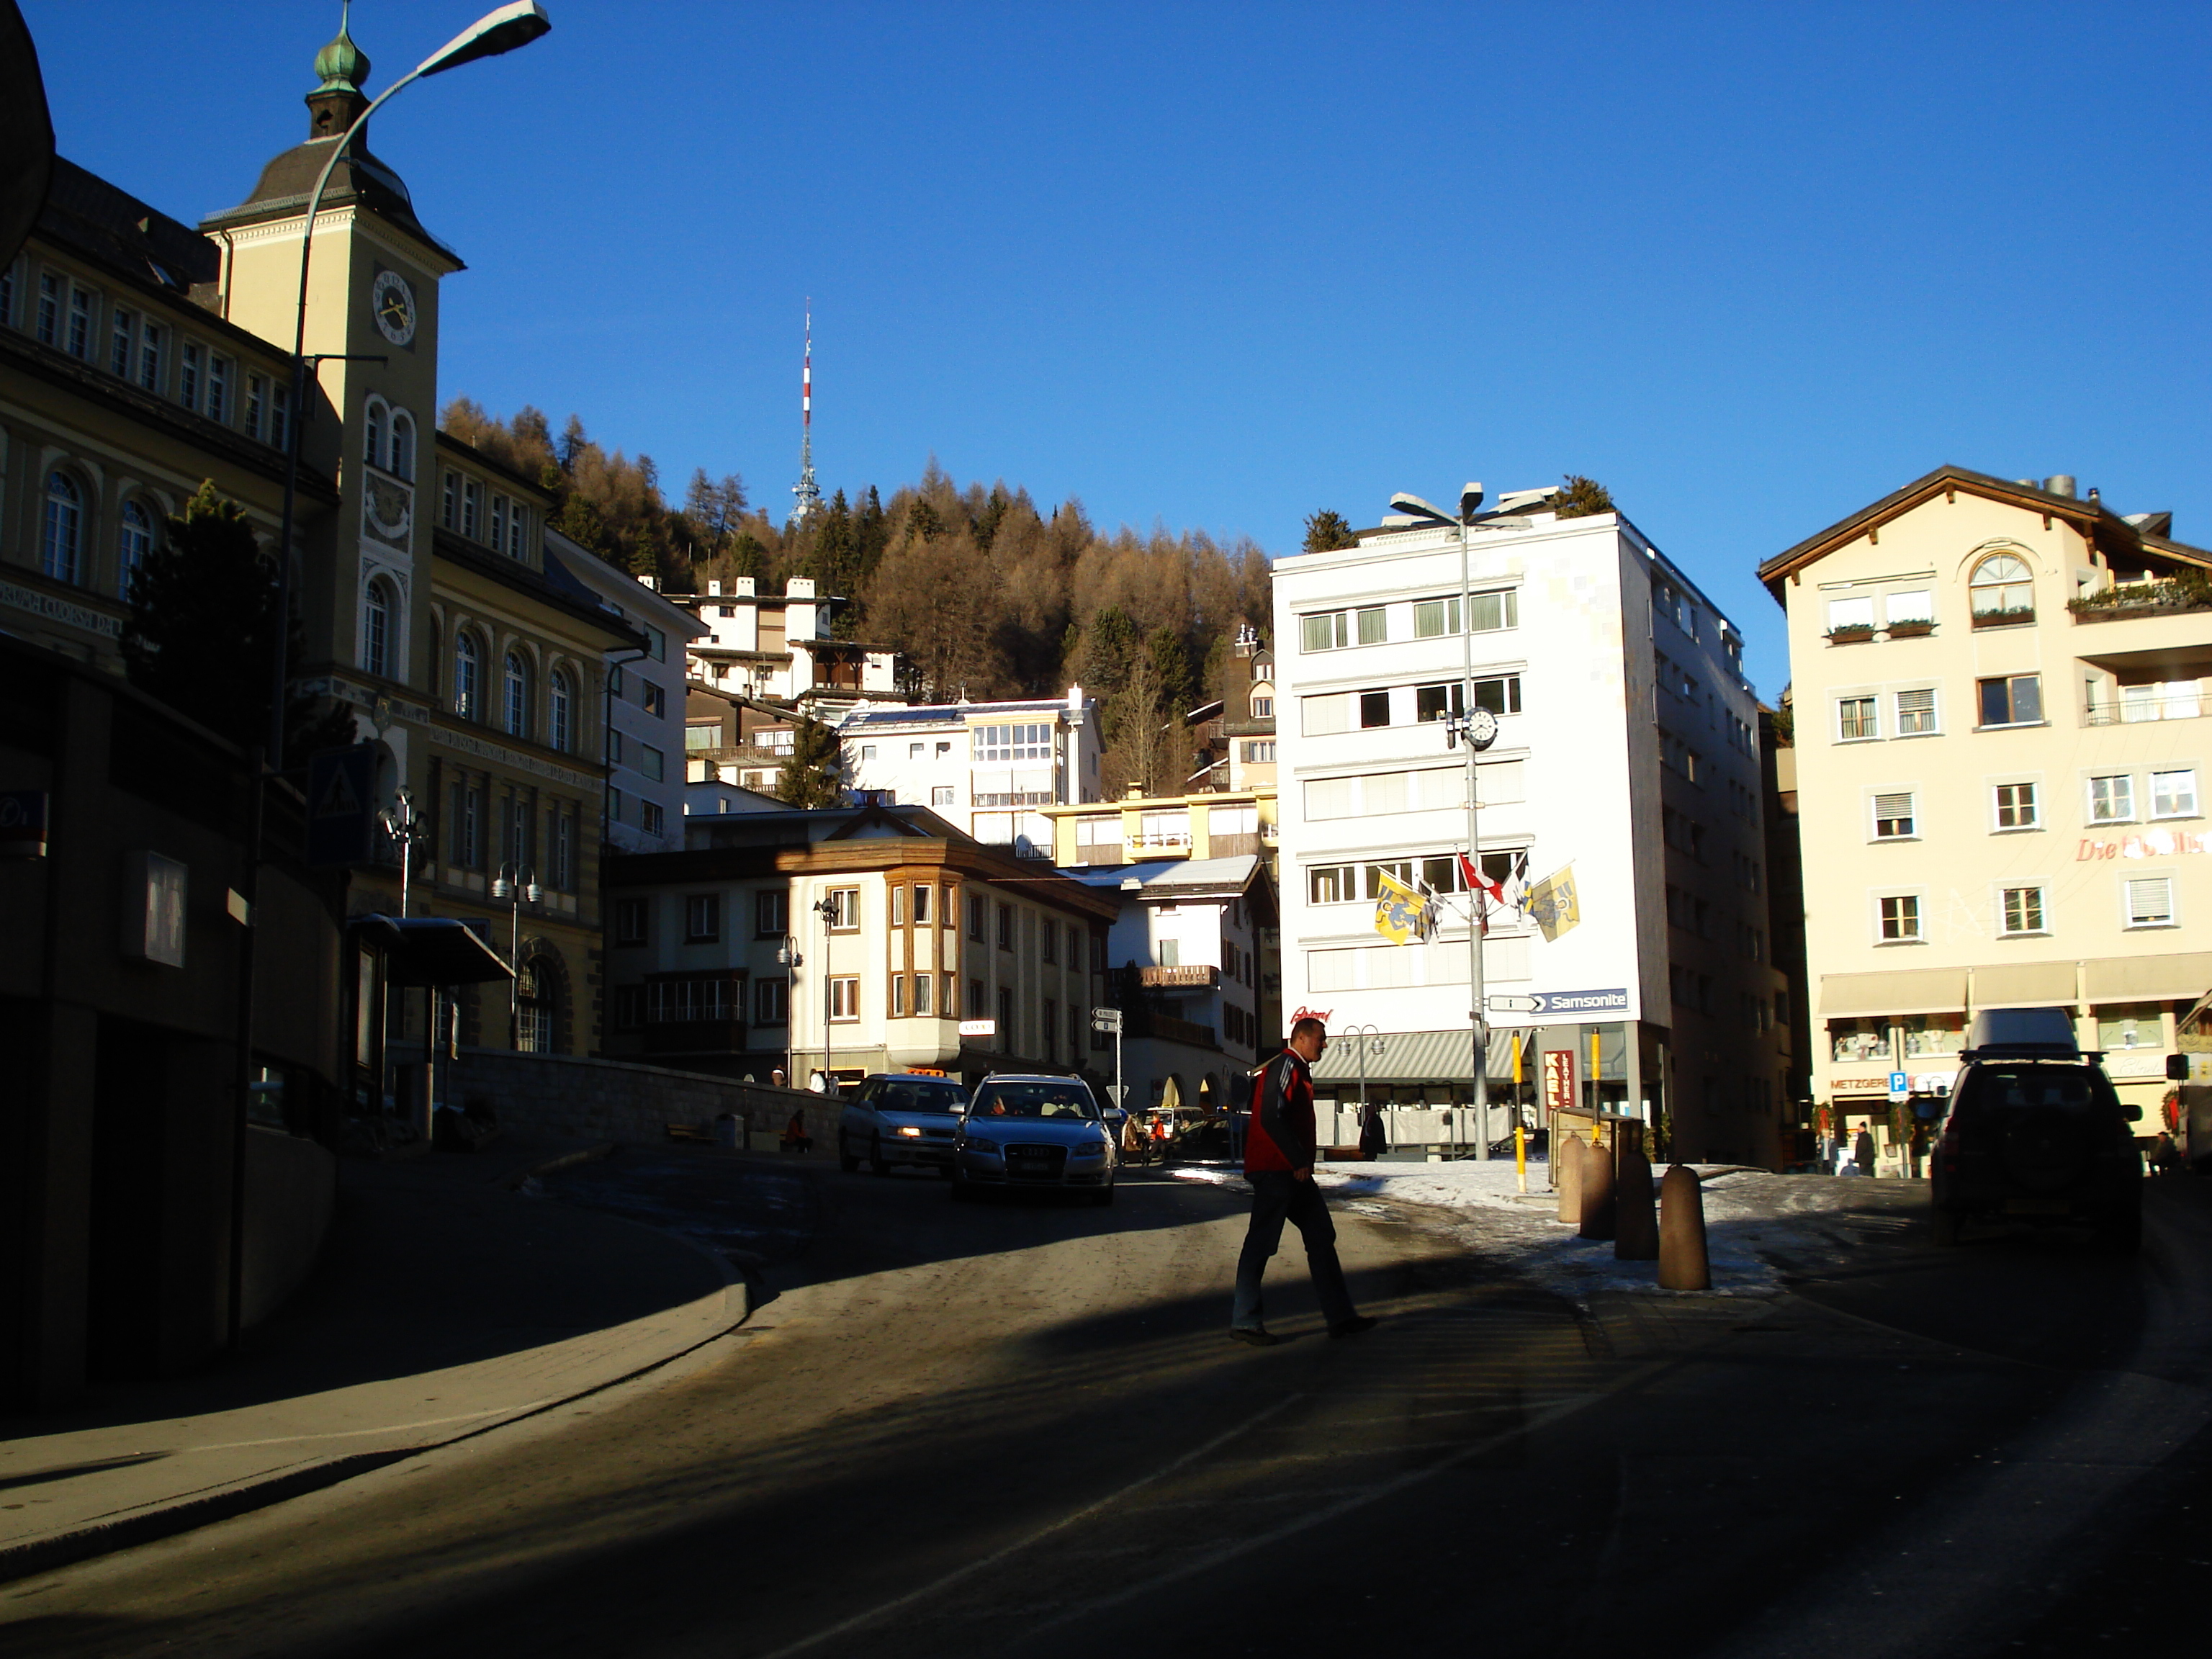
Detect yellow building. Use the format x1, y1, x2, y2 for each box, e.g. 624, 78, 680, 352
2, 22, 631, 1059
1761, 465, 2212, 1142
1041, 785, 1278, 871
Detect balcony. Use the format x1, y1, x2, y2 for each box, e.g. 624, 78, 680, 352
2069, 575, 2212, 626
2084, 688, 2206, 727
1139, 964, 1220, 990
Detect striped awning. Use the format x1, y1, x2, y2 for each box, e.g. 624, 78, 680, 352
1310, 1028, 1534, 1085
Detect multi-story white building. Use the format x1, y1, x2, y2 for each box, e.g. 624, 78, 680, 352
1274, 490, 1793, 1165
550, 536, 701, 853
1761, 465, 2212, 1156
675, 575, 898, 714
839, 691, 1103, 855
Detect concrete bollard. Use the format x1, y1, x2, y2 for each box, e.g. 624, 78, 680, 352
1578, 1138, 1617, 1240
1556, 1133, 1586, 1223
1614, 1143, 1658, 1260
1658, 1164, 1711, 1290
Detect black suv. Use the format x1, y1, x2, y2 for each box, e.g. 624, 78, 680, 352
1929, 1008, 2143, 1251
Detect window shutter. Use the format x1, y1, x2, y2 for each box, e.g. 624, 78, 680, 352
2127, 876, 2175, 926
1874, 792, 1914, 833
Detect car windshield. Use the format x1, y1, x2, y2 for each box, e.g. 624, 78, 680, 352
969, 1082, 1098, 1120
869, 1081, 968, 1114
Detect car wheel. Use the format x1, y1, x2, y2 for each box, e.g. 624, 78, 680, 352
838, 1135, 859, 1174
1092, 1182, 1115, 1208
869, 1136, 891, 1176
1929, 1205, 1961, 1247
949, 1172, 974, 1202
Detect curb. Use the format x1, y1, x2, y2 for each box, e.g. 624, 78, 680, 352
500, 1140, 618, 1190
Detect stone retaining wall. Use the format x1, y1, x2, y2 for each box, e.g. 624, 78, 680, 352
444, 1047, 839, 1148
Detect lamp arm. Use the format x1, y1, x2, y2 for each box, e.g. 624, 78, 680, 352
292, 63, 433, 359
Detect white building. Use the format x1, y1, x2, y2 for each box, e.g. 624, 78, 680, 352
548, 534, 703, 853
1273, 491, 1792, 1165
839, 690, 1103, 855
675, 576, 898, 713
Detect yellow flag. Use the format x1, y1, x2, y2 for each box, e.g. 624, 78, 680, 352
1526, 863, 1581, 942
1372, 870, 1428, 945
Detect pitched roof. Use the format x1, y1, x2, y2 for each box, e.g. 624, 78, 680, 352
1756, 464, 2212, 604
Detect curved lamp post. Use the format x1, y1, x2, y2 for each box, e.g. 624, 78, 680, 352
1341, 1023, 1385, 1156
266, 1, 552, 762
1390, 484, 1501, 1159
493, 861, 541, 1046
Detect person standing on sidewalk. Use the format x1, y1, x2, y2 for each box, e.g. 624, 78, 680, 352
1230, 1017, 1377, 1346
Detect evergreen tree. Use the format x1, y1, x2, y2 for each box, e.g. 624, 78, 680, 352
1556, 475, 1615, 518
1302, 509, 1358, 552
775, 715, 846, 808
1076, 605, 1140, 696
1148, 627, 1195, 715
122, 480, 354, 763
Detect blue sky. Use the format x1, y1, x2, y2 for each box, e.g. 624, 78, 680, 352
26, 1, 2212, 697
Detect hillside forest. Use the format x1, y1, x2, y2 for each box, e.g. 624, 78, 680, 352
441, 399, 1276, 794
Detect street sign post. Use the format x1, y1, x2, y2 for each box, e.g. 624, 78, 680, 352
1485, 994, 1540, 1013
1090, 1007, 1124, 1118
1887, 1070, 1909, 1105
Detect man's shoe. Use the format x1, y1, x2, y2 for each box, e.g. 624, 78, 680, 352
1328, 1316, 1379, 1339
1228, 1326, 1281, 1347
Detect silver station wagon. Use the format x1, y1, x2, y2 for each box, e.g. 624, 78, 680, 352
951, 1074, 1118, 1205
838, 1073, 970, 1177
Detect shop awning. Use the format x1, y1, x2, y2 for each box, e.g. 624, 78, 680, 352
1310, 1028, 1541, 1085
1820, 968, 1966, 1017
2082, 951, 2212, 1004
350, 914, 513, 986
1971, 961, 2080, 1010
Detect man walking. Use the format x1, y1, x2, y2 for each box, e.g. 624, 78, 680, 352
1231, 1017, 1377, 1346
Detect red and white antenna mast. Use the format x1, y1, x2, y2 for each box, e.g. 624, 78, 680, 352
791, 301, 822, 524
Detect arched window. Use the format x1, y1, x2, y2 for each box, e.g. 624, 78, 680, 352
363, 578, 393, 678
503, 651, 530, 737
364, 397, 386, 470
454, 631, 480, 720
390, 409, 415, 480
117, 500, 153, 599
516, 954, 557, 1052
549, 668, 574, 753
42, 470, 83, 585
1970, 552, 2035, 625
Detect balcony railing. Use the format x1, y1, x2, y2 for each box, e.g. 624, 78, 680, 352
2085, 692, 2206, 726
1139, 964, 1220, 989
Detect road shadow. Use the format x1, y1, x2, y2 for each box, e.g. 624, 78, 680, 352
0, 1152, 729, 1445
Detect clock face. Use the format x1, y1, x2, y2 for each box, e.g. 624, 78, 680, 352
371, 269, 416, 346
1467, 707, 1501, 750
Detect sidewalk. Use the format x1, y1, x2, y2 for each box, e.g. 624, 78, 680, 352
0, 1133, 750, 1583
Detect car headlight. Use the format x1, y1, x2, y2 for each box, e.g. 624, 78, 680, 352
961, 1139, 1002, 1156
895, 1125, 922, 1138
1071, 1140, 1108, 1159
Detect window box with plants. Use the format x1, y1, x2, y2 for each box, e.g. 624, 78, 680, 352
1824, 624, 1876, 644
1884, 619, 1936, 639
1969, 606, 2036, 630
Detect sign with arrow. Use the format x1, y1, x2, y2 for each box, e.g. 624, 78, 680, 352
306, 745, 377, 868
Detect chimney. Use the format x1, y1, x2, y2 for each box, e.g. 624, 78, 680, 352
2043, 475, 2077, 498
1066, 683, 1084, 709
734, 576, 757, 597
709, 579, 722, 596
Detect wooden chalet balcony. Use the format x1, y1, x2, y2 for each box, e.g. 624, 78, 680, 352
1139, 964, 1219, 990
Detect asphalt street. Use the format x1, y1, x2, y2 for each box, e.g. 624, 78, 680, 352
4, 1152, 2208, 1658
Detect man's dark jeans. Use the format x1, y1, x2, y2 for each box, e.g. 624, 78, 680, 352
1231, 1170, 1357, 1331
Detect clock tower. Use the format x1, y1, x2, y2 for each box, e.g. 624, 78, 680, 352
201, 11, 463, 780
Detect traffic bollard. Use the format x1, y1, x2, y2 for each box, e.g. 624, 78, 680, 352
1578, 1137, 1617, 1241
1614, 1143, 1658, 1260
1556, 1133, 1586, 1223
1658, 1164, 1711, 1290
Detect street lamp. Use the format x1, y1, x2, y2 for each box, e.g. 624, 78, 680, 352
1390, 484, 1501, 1159
492, 861, 541, 1047
266, 2, 553, 764
777, 931, 804, 1089
811, 892, 840, 1094
376, 784, 427, 917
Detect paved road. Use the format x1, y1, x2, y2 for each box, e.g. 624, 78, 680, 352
4, 1155, 2208, 1658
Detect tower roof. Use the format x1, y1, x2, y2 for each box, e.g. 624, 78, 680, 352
198, 7, 460, 270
